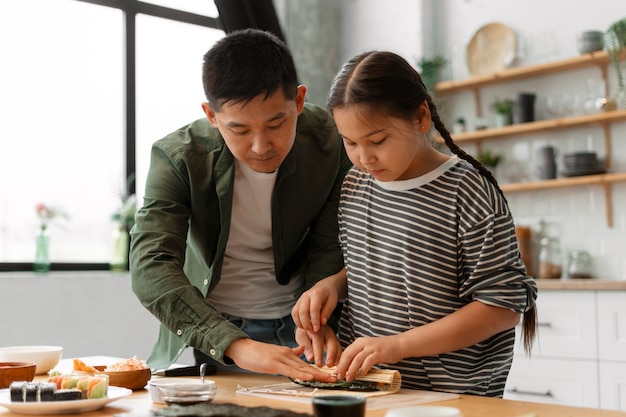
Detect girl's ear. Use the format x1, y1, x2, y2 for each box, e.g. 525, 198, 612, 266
415, 100, 432, 133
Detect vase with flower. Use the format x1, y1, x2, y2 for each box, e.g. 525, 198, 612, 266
110, 176, 137, 272
34, 203, 65, 273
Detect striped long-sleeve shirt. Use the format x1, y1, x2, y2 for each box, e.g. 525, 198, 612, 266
337, 156, 537, 397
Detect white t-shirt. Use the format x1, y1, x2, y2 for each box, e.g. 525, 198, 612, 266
206, 160, 304, 319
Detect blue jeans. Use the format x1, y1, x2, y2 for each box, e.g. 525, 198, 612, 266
193, 313, 297, 373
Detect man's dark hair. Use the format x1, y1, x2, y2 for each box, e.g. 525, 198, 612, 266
202, 28, 298, 110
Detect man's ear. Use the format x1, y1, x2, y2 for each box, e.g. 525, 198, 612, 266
202, 102, 218, 127
296, 85, 307, 114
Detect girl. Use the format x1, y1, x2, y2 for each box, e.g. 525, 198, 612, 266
292, 51, 537, 397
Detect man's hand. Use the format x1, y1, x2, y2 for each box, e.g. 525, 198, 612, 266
224, 338, 337, 382
295, 325, 342, 367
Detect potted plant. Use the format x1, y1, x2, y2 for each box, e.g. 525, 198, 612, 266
418, 55, 448, 93
477, 149, 502, 170
604, 18, 626, 108
490, 97, 516, 127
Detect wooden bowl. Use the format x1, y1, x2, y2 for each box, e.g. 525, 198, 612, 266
0, 362, 37, 389
92, 366, 152, 391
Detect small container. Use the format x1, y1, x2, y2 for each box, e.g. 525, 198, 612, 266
157, 381, 217, 406
312, 395, 366, 417
538, 237, 562, 279
567, 250, 593, 278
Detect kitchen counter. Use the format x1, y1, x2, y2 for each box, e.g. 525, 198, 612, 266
2, 359, 626, 417
536, 278, 626, 290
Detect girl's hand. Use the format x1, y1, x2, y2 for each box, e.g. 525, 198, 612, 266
334, 335, 404, 382
296, 325, 343, 367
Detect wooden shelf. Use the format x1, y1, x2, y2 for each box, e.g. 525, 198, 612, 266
453, 110, 626, 144
436, 50, 626, 228
501, 172, 626, 193
501, 172, 626, 228
436, 49, 617, 95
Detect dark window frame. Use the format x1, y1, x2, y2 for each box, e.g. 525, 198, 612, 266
2, 0, 222, 272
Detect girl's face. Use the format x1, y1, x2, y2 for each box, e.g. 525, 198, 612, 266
333, 103, 434, 182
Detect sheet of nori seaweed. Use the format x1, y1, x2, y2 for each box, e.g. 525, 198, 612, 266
155, 402, 312, 417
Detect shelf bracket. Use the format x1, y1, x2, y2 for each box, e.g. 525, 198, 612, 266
603, 182, 614, 228
472, 87, 482, 117
602, 123, 612, 170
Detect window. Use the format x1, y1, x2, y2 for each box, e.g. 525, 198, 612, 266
0, 0, 223, 270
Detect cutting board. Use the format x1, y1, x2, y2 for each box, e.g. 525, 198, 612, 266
236, 383, 459, 411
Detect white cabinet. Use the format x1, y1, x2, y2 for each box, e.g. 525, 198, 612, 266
506, 356, 598, 408
504, 289, 626, 411
599, 362, 626, 411
529, 291, 597, 359
597, 291, 626, 410
597, 291, 626, 361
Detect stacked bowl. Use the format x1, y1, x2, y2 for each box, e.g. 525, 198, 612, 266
562, 151, 605, 177
576, 30, 604, 54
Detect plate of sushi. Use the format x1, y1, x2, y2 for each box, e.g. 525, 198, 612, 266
0, 373, 132, 414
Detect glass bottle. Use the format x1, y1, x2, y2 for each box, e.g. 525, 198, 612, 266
567, 250, 592, 279
538, 237, 562, 279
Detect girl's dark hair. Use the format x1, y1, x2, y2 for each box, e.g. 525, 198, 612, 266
327, 50, 537, 352
202, 28, 298, 110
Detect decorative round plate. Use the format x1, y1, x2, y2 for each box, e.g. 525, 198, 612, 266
466, 22, 516, 76
0, 386, 132, 415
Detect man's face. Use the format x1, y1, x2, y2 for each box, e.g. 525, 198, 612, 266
203, 86, 306, 173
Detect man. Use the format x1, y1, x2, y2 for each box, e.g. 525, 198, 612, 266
130, 28, 351, 381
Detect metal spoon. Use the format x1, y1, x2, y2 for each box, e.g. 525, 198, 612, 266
200, 362, 207, 384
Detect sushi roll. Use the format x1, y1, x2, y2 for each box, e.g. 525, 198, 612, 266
53, 389, 82, 401
61, 375, 80, 389
76, 375, 108, 399
39, 383, 57, 402
9, 381, 26, 402
23, 383, 38, 402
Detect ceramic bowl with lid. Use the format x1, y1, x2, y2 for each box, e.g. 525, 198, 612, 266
157, 380, 217, 406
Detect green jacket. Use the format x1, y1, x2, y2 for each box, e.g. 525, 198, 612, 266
130, 104, 352, 371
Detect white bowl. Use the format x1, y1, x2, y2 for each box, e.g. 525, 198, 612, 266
148, 377, 204, 403
385, 406, 463, 417
0, 346, 63, 375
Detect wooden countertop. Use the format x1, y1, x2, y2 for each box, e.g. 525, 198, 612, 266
536, 278, 626, 290
3, 370, 626, 417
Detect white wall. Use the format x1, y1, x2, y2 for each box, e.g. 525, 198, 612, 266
337, 0, 626, 280
0, 272, 195, 366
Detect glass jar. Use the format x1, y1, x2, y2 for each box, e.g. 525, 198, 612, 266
538, 237, 562, 279
567, 250, 592, 279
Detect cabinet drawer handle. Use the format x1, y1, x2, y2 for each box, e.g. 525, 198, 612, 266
537, 322, 552, 328
506, 387, 554, 397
